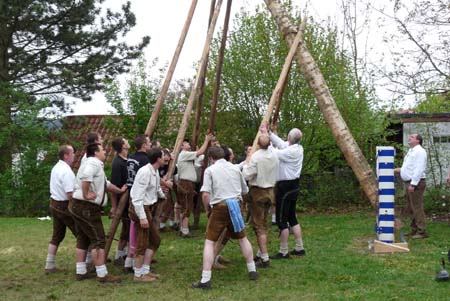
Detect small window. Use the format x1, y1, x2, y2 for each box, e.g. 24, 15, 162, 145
433, 136, 450, 143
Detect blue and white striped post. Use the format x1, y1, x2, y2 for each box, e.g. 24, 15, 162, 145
376, 146, 396, 243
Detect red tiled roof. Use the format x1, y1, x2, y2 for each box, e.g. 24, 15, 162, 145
62, 115, 123, 170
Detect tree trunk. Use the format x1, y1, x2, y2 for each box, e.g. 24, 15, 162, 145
145, 0, 198, 138
264, 0, 378, 208
0, 22, 12, 174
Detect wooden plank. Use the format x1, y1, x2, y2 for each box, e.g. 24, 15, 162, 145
373, 240, 410, 253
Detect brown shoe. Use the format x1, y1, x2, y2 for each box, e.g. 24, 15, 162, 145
180, 232, 196, 238
134, 274, 157, 283
97, 274, 122, 283
75, 273, 95, 281
217, 256, 231, 264
411, 233, 429, 239
45, 267, 65, 274
146, 270, 160, 278
212, 262, 227, 270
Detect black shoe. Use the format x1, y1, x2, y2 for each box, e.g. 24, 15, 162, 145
248, 271, 259, 281
192, 280, 211, 289
290, 249, 306, 256
255, 259, 270, 268
270, 252, 289, 260
253, 255, 261, 262
180, 232, 196, 238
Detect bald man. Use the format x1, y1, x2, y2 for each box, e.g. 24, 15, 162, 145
260, 125, 306, 259
242, 135, 279, 268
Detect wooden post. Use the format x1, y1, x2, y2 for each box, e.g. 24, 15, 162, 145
192, 0, 216, 149
104, 190, 129, 260
264, 0, 379, 207
167, 0, 223, 179
208, 0, 232, 135
250, 22, 304, 155
271, 63, 291, 134
145, 0, 198, 137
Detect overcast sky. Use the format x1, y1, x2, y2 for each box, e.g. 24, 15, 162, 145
71, 0, 397, 115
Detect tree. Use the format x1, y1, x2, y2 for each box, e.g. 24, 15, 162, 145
378, 0, 449, 98
0, 0, 149, 173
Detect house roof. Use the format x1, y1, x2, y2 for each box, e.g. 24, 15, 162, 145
391, 112, 450, 123
63, 115, 123, 170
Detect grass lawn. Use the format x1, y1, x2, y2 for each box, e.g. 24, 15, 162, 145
0, 210, 449, 300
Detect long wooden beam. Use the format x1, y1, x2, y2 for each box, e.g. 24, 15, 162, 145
192, 0, 216, 149
250, 21, 305, 155
167, 0, 224, 179
145, 0, 198, 137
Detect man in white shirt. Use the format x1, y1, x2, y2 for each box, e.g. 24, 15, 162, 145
80, 132, 103, 166
70, 143, 126, 283
243, 134, 279, 267
176, 134, 212, 238
130, 148, 170, 283
45, 145, 77, 274
260, 124, 306, 259
394, 133, 428, 239
192, 146, 258, 289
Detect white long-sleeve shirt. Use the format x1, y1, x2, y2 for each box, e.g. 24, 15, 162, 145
269, 132, 303, 181
201, 159, 249, 206
130, 164, 166, 219
242, 149, 278, 188
400, 144, 427, 185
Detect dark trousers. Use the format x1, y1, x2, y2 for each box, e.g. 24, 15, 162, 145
49, 199, 78, 246
275, 179, 300, 230
404, 179, 427, 234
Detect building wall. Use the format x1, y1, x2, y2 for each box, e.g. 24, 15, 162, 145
403, 122, 450, 185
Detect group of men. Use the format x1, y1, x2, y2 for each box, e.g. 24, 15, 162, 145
44, 124, 438, 288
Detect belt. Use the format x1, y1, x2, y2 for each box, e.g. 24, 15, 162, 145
277, 178, 299, 183
50, 198, 69, 202
211, 199, 242, 208
403, 178, 425, 183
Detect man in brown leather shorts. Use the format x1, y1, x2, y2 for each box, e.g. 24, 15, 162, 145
130, 148, 171, 283
176, 134, 212, 238
45, 144, 78, 274
192, 146, 258, 290
70, 143, 126, 283
243, 134, 278, 268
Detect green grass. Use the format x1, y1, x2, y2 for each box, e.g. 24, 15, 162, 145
0, 210, 449, 300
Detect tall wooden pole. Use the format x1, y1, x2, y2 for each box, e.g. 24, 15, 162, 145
271, 63, 291, 134
192, 0, 216, 149
104, 190, 129, 260
250, 23, 304, 155
264, 0, 379, 207
145, 0, 198, 137
208, 0, 232, 134
167, 0, 223, 179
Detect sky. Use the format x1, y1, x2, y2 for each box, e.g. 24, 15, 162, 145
71, 0, 397, 115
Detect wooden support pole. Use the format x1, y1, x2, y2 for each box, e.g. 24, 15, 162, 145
192, 0, 216, 149
250, 21, 305, 155
104, 190, 129, 260
271, 63, 291, 134
145, 0, 198, 137
167, 0, 223, 179
208, 0, 232, 135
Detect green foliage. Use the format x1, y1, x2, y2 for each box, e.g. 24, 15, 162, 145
0, 85, 60, 216
415, 93, 450, 113
104, 58, 185, 148
206, 6, 389, 180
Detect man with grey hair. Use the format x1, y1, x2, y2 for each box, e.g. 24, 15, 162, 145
260, 124, 306, 259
